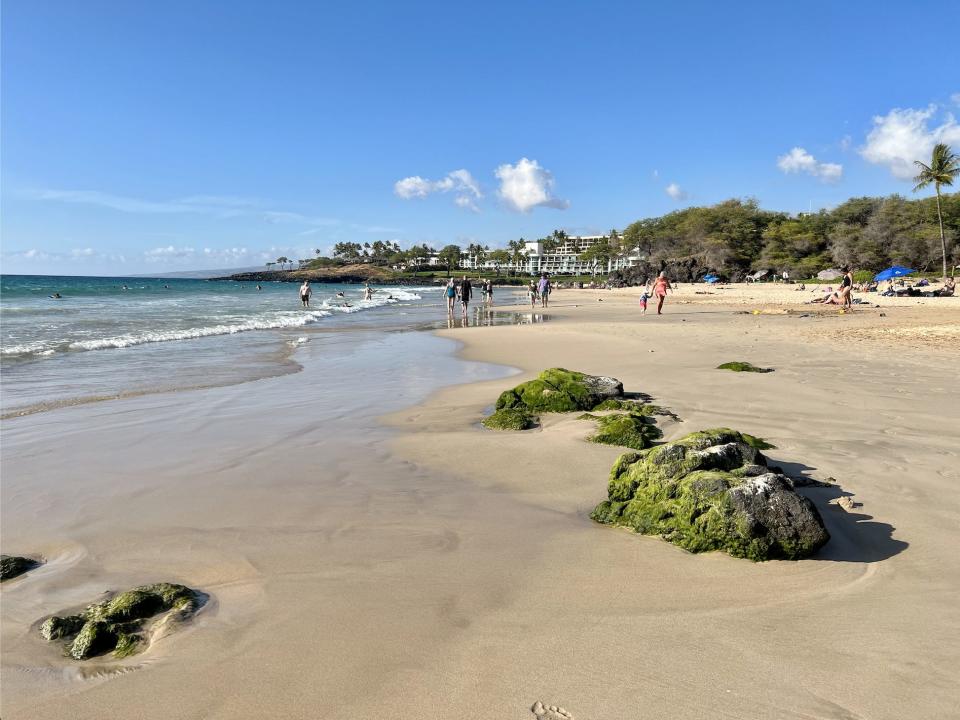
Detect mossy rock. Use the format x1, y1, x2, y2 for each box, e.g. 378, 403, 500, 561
1, 554, 40, 581
591, 428, 829, 561
39, 582, 203, 660
482, 408, 537, 431
495, 368, 624, 413
717, 361, 773, 373
581, 412, 662, 450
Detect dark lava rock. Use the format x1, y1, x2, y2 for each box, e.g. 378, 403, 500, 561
1, 555, 40, 581
717, 361, 774, 373
494, 368, 624, 414
40, 582, 203, 660
591, 429, 829, 561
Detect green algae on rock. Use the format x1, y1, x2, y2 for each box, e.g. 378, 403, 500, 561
495, 368, 624, 413
0, 554, 40, 581
580, 412, 662, 450
40, 583, 203, 660
591, 428, 829, 561
482, 407, 537, 431
716, 361, 774, 373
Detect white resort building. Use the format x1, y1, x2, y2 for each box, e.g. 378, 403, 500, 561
402, 234, 645, 276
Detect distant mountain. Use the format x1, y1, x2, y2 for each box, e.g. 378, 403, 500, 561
132, 266, 266, 279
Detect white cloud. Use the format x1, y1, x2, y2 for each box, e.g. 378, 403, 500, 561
951, 93, 960, 107
144, 245, 196, 259
665, 182, 688, 201
776, 147, 843, 183
70, 247, 95, 257
839, 134, 852, 151
394, 169, 483, 210
860, 105, 960, 179
494, 158, 569, 213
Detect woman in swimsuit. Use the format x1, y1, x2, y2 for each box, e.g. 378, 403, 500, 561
653, 272, 671, 315
839, 267, 853, 309
444, 278, 457, 314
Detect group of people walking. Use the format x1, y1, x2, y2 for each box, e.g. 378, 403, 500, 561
527, 274, 552, 308
444, 276, 494, 316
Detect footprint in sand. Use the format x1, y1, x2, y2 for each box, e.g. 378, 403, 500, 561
531, 700, 574, 719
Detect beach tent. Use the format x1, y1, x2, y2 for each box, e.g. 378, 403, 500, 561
703, 274, 719, 284
746, 270, 768, 282
817, 269, 842, 280
874, 265, 916, 282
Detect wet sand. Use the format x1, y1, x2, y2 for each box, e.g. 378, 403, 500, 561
2, 291, 958, 719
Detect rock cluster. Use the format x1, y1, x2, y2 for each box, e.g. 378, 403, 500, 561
591, 429, 830, 561
40, 582, 202, 660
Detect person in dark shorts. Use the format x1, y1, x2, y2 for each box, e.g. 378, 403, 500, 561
459, 275, 472, 317
299, 280, 312, 308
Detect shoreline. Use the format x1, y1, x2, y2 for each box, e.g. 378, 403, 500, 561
2, 291, 957, 719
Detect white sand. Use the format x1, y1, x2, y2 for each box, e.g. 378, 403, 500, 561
2, 293, 958, 719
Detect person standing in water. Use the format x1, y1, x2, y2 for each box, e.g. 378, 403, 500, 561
444, 278, 457, 314
299, 280, 312, 308
459, 275, 472, 317
363, 283, 374, 301
653, 271, 671, 315
485, 279, 494, 305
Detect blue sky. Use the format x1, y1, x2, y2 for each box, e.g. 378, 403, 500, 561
2, 0, 958, 275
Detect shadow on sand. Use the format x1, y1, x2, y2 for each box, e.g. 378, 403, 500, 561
774, 459, 908, 563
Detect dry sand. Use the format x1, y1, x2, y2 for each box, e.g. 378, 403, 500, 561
2, 286, 958, 719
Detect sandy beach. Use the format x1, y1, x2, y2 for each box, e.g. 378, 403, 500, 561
2, 284, 958, 719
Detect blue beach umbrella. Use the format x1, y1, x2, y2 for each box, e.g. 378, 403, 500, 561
874, 265, 916, 282
703, 274, 719, 283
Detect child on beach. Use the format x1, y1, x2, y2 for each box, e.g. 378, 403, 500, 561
639, 288, 649, 313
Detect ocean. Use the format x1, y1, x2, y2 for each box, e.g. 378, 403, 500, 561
0, 274, 532, 417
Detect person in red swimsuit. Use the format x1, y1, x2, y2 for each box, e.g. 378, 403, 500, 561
653, 271, 672, 314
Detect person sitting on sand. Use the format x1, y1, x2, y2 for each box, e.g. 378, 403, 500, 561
299, 280, 312, 308
653, 271, 671, 315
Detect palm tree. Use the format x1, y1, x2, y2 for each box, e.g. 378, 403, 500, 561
913, 143, 959, 279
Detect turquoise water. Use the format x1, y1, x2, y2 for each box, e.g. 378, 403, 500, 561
0, 275, 531, 416
0, 275, 441, 415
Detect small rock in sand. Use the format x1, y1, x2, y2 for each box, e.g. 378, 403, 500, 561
836, 496, 861, 511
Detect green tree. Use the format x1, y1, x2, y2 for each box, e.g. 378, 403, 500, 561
913, 143, 960, 279
579, 241, 612, 276
438, 244, 462, 276
332, 242, 363, 262
276, 256, 289, 270
488, 249, 510, 277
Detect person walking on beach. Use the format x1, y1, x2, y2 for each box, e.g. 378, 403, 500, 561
537, 273, 551, 308
299, 280, 312, 308
528, 280, 538, 308
444, 278, 457, 314
638, 286, 650, 314
459, 275, 473, 317
653, 271, 671, 315
485, 279, 493, 305
839, 267, 854, 309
